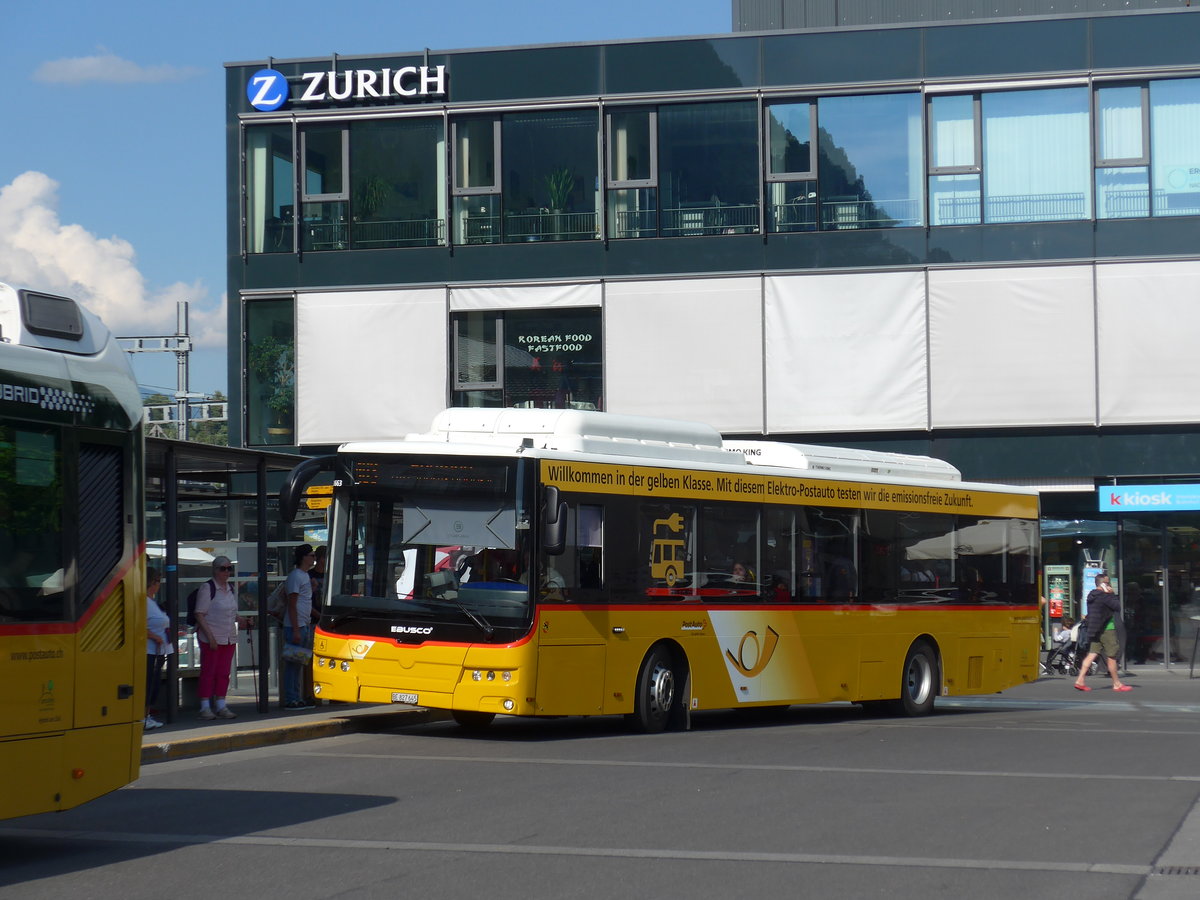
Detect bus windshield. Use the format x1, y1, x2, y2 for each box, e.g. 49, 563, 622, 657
328, 458, 532, 638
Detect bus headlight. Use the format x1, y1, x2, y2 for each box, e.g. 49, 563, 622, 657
340, 660, 351, 672
503, 699, 514, 711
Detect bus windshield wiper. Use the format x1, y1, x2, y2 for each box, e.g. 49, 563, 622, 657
450, 598, 494, 638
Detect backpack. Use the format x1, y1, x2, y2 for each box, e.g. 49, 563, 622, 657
267, 580, 289, 621
185, 579, 216, 627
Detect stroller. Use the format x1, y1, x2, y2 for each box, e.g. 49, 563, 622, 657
1042, 621, 1100, 676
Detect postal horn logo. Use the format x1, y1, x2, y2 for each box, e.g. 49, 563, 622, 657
247, 68, 289, 112
725, 626, 780, 678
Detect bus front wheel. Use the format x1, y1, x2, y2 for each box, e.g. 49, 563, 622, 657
631, 645, 680, 733
897, 641, 938, 717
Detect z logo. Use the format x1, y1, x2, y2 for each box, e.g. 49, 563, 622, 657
725, 626, 780, 677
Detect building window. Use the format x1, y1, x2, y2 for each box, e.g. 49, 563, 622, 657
607, 108, 658, 238
245, 299, 295, 446
452, 117, 501, 244
349, 118, 445, 248
658, 101, 759, 237
245, 125, 294, 253
818, 92, 923, 229
765, 101, 817, 233
300, 125, 349, 250
502, 109, 599, 243
1150, 77, 1200, 218
1095, 84, 1149, 219
451, 308, 602, 410
928, 93, 982, 225
982, 87, 1090, 223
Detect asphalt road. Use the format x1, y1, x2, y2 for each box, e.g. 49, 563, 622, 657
3, 669, 1200, 900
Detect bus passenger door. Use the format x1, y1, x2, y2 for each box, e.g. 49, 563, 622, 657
535, 608, 607, 714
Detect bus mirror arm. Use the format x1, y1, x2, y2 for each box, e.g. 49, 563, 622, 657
279, 454, 340, 524
542, 485, 567, 556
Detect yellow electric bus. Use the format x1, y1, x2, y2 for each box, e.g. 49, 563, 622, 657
0, 284, 145, 818
282, 408, 1040, 732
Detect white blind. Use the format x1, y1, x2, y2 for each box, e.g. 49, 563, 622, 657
296, 289, 447, 444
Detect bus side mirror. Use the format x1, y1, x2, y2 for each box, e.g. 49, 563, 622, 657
542, 485, 567, 556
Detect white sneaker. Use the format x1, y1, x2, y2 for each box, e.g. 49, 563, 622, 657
198, 708, 216, 720
144, 715, 164, 730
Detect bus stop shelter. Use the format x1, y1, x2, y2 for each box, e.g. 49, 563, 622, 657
145, 438, 302, 722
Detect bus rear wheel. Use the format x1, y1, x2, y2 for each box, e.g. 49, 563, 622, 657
452, 710, 496, 730
632, 645, 679, 733
897, 641, 938, 717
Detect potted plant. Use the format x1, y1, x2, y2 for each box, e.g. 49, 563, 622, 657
355, 175, 390, 220
247, 335, 295, 439
545, 167, 575, 211
545, 167, 575, 239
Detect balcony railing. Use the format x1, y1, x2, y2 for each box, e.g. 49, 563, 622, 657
351, 218, 444, 248
661, 203, 759, 237
503, 210, 598, 242
985, 192, 1086, 223
769, 201, 818, 232
820, 198, 920, 230
304, 218, 444, 251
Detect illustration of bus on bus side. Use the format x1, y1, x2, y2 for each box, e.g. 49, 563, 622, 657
649, 513, 687, 585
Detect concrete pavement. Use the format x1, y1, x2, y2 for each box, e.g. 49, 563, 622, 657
140, 694, 440, 764
141, 662, 1198, 764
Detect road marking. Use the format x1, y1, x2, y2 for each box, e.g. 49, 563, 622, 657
292, 750, 1200, 783
0, 825, 1155, 876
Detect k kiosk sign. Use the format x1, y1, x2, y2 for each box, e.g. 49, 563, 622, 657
1098, 484, 1200, 513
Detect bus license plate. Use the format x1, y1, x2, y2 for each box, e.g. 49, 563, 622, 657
392, 692, 419, 705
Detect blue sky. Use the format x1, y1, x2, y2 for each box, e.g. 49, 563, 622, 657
0, 0, 730, 397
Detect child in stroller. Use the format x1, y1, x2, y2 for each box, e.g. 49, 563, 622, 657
1043, 617, 1091, 676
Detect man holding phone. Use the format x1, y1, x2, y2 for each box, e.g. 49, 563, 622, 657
1073, 574, 1132, 692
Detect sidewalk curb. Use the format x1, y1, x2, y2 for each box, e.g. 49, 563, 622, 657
141, 708, 439, 764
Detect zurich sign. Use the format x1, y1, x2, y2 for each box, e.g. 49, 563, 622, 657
247, 68, 289, 112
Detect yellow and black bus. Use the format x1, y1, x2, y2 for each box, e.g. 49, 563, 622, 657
283, 407, 1039, 732
0, 284, 145, 818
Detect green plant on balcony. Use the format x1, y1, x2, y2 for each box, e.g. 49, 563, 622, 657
247, 335, 295, 432
355, 175, 390, 220
545, 167, 575, 212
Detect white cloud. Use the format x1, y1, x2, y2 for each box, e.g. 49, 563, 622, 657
33, 52, 203, 85
0, 171, 223, 347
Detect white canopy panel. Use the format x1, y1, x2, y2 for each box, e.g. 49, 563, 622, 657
928, 265, 1096, 428
1096, 260, 1200, 425
296, 289, 447, 444
764, 271, 927, 433
603, 277, 764, 433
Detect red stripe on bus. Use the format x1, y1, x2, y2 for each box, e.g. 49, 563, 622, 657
0, 547, 143, 637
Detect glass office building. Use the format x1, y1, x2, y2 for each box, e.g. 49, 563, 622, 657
226, 8, 1200, 662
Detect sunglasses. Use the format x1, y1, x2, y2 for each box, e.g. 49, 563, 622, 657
217, 565, 235, 572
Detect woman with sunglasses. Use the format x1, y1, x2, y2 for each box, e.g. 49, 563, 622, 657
194, 555, 240, 720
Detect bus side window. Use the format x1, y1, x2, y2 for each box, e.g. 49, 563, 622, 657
577, 504, 603, 589
764, 507, 794, 603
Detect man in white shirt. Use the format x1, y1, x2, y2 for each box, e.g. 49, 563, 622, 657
283, 544, 316, 709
